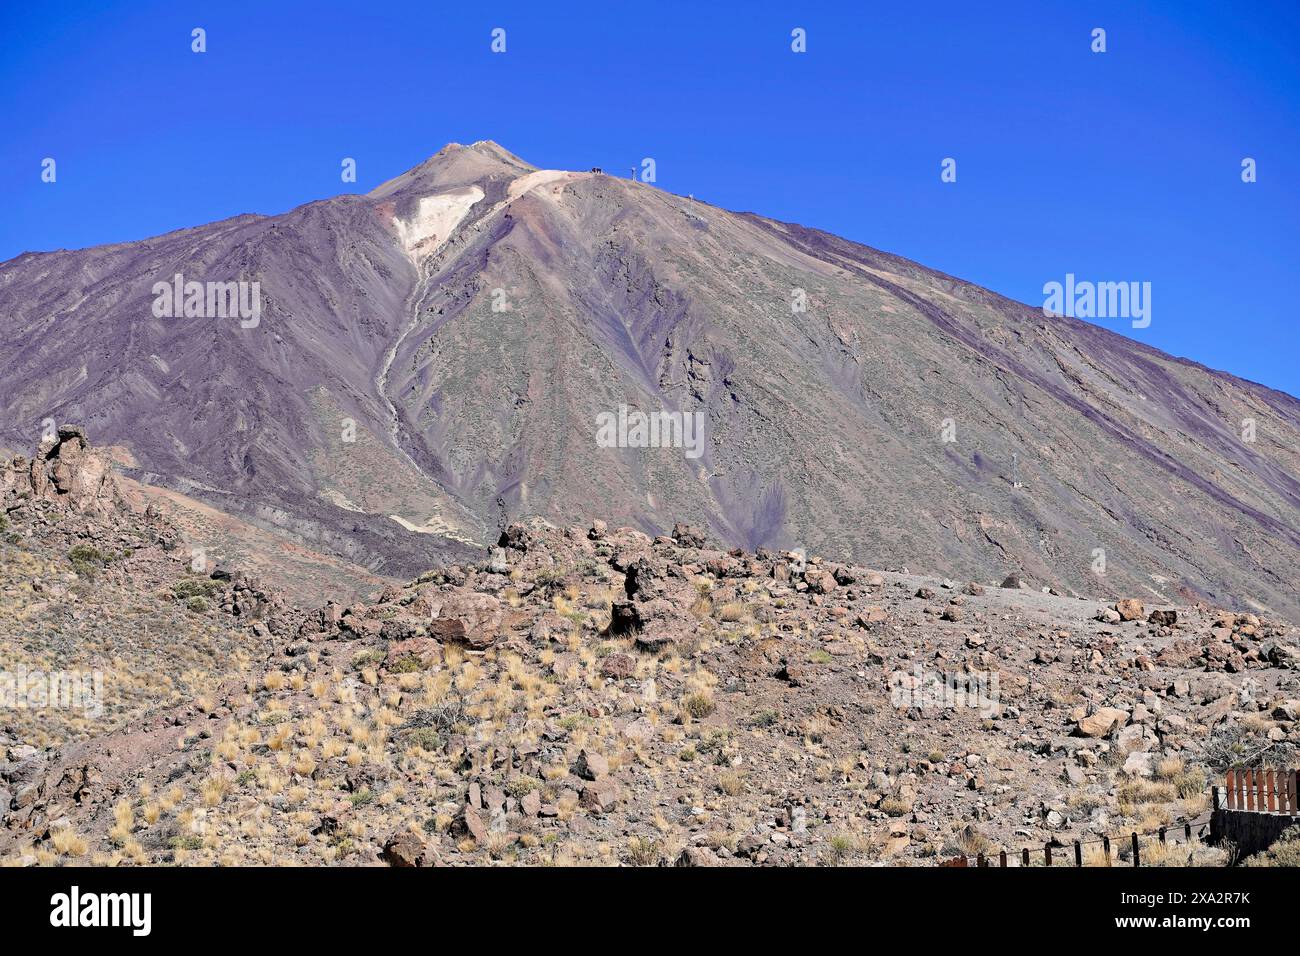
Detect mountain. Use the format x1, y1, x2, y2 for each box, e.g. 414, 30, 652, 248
1, 141, 1297, 617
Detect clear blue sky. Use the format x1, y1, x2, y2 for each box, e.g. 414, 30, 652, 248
2, 0, 1296, 396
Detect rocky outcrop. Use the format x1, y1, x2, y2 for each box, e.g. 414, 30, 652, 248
2, 426, 121, 514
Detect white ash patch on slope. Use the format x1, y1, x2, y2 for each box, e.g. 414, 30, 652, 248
506, 169, 590, 203
392, 186, 485, 262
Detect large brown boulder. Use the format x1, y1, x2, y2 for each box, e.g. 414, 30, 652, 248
671, 522, 706, 548
1115, 599, 1145, 622
430, 592, 504, 650
624, 555, 670, 600
610, 596, 692, 653
382, 831, 436, 867
1075, 706, 1128, 738
385, 637, 441, 671
803, 568, 836, 594
579, 777, 620, 814
599, 653, 636, 680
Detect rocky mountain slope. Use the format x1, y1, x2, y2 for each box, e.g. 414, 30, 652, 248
1, 141, 1296, 620
2, 444, 1297, 866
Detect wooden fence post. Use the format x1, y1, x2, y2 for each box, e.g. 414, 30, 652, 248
1022, 847, 1030, 868
1266, 770, 1276, 812
1226, 768, 1237, 809
977, 852, 985, 868
1103, 835, 1111, 861
1045, 843, 1052, 867
1075, 840, 1082, 867
1131, 832, 1140, 867
999, 850, 1007, 868
1159, 826, 1167, 844
1184, 822, 1192, 842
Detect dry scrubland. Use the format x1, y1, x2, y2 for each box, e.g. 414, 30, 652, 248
3, 441, 1298, 867
0, 532, 258, 748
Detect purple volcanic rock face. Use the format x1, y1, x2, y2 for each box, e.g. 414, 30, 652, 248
1, 142, 1297, 617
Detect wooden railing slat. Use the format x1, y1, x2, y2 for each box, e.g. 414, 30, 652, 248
1222, 767, 1300, 815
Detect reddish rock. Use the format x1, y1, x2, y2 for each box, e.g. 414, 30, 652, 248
671, 522, 706, 548
1075, 706, 1127, 737
520, 789, 541, 817
673, 847, 716, 866
804, 568, 836, 594
856, 606, 889, 627
382, 831, 436, 867
599, 653, 635, 680
430, 593, 504, 649
776, 660, 807, 686
579, 778, 620, 813
574, 749, 609, 780
385, 636, 440, 671
459, 805, 488, 843
1115, 599, 1145, 622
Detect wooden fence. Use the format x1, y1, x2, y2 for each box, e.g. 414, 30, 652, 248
941, 811, 1213, 868
1224, 767, 1299, 814
943, 768, 1300, 867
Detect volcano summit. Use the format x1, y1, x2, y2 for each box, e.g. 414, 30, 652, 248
1, 141, 1296, 617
